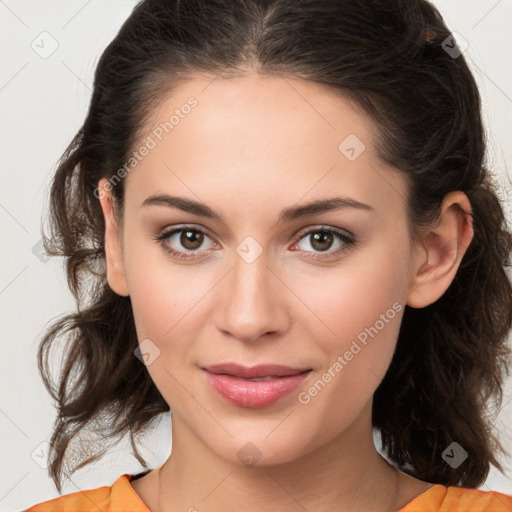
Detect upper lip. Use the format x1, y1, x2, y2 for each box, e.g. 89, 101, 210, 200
202, 363, 311, 379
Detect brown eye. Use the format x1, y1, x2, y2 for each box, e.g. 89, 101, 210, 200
154, 226, 216, 260
309, 231, 334, 252
293, 226, 355, 259
179, 229, 204, 250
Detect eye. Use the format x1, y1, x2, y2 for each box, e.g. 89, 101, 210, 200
153, 224, 356, 261
292, 226, 355, 259
153, 226, 217, 260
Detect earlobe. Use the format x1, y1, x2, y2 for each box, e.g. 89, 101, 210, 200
406, 191, 474, 309
97, 178, 129, 297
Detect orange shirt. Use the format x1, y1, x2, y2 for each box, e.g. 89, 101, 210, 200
24, 472, 512, 512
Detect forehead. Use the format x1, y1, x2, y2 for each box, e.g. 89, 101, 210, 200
124, 73, 408, 222
142, 72, 373, 159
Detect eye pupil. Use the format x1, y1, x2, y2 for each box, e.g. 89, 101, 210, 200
181, 230, 203, 250
311, 232, 333, 251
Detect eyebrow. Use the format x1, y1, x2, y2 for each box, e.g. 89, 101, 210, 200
140, 193, 374, 222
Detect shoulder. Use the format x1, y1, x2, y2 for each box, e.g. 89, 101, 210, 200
401, 483, 512, 512
23, 473, 150, 512
441, 486, 512, 512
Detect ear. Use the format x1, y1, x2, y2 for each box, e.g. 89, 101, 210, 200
97, 178, 129, 297
406, 191, 474, 308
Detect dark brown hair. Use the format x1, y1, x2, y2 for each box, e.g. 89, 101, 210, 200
38, 0, 512, 493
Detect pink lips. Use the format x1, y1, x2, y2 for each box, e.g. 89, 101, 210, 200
202, 363, 312, 408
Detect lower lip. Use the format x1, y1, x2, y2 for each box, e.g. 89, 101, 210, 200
202, 369, 311, 408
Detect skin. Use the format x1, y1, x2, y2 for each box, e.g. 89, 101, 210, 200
98, 72, 474, 511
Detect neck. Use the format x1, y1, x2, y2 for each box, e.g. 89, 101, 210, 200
155, 404, 403, 512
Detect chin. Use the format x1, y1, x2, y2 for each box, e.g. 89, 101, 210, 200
201, 426, 317, 469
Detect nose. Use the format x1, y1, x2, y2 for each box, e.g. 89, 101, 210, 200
214, 249, 290, 344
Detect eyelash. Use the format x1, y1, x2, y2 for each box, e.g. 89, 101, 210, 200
153, 225, 356, 261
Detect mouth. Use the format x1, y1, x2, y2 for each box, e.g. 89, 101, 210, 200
201, 363, 312, 408
202, 362, 312, 379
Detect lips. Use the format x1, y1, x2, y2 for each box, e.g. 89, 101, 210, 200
201, 363, 312, 408
202, 363, 311, 379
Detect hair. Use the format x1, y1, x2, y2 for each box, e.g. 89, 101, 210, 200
38, 0, 512, 494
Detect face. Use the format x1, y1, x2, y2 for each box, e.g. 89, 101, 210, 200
100, 73, 419, 466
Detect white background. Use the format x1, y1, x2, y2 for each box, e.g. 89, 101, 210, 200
1, 1, 511, 510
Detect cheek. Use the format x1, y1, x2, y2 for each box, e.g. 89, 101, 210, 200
124, 256, 208, 409
300, 250, 407, 341
295, 244, 408, 393
293, 268, 406, 441
124, 238, 215, 340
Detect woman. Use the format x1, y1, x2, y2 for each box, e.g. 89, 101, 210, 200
25, 0, 512, 510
